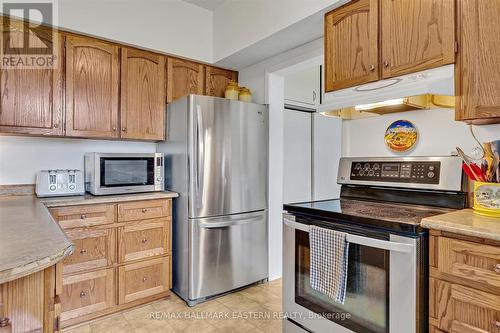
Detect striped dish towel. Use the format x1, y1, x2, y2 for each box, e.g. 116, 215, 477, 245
309, 225, 349, 304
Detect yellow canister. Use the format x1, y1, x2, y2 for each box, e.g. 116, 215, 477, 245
473, 181, 500, 217
239, 87, 252, 103
224, 81, 240, 100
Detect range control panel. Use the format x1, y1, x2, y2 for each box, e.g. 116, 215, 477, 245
350, 161, 441, 184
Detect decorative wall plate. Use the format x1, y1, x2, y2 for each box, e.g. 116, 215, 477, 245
384, 120, 418, 152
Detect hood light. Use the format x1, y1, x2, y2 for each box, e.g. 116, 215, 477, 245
354, 98, 405, 111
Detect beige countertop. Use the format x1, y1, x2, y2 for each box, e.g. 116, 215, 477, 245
40, 191, 179, 207
421, 209, 500, 241
0, 190, 178, 284
0, 195, 73, 284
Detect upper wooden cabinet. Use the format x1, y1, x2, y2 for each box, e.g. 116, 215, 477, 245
65, 35, 119, 139
381, 0, 455, 78
455, 0, 500, 123
167, 58, 204, 103
205, 66, 238, 98
0, 21, 63, 136
324, 0, 379, 92
121, 48, 166, 140
324, 0, 455, 92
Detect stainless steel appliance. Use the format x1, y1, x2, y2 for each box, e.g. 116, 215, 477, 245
283, 156, 466, 333
84, 153, 164, 195
157, 95, 269, 306
36, 169, 85, 197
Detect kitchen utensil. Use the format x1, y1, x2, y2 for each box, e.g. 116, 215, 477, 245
462, 163, 477, 181
457, 147, 485, 181
483, 142, 495, 182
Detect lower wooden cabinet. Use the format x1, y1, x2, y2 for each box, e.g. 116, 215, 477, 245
50, 198, 173, 329
118, 256, 170, 304
429, 230, 500, 333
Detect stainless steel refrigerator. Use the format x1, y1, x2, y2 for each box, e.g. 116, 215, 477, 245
157, 95, 268, 306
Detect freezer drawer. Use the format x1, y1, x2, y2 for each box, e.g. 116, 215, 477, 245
188, 210, 268, 300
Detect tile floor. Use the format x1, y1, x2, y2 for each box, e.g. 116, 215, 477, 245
63, 279, 283, 333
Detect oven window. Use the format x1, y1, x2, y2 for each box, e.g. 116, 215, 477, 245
295, 230, 389, 333
100, 157, 154, 187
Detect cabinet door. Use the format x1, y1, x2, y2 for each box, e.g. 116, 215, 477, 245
65, 35, 119, 138
284, 67, 321, 108
167, 58, 204, 103
324, 0, 379, 92
456, 0, 500, 123
205, 66, 238, 97
381, 0, 455, 79
121, 48, 166, 140
436, 280, 500, 332
0, 20, 63, 136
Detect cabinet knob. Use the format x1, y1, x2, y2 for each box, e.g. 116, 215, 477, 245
370, 64, 375, 71
80, 214, 86, 219
80, 249, 87, 255
142, 208, 147, 213
384, 60, 390, 68
53, 123, 59, 129
495, 320, 500, 328
142, 276, 148, 282
494, 264, 500, 273
122, 127, 127, 132
0, 317, 10, 328
80, 291, 86, 298
141, 238, 148, 244
112, 127, 117, 131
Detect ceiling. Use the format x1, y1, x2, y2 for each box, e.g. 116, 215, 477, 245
182, 0, 226, 11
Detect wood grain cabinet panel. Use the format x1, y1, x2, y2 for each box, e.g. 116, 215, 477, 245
167, 58, 204, 103
121, 48, 166, 140
436, 280, 500, 333
455, 0, 500, 123
0, 19, 63, 136
50, 204, 115, 229
118, 219, 170, 263
118, 257, 170, 304
324, 0, 379, 92
62, 228, 115, 274
60, 268, 115, 322
381, 0, 455, 78
117, 199, 170, 222
438, 237, 500, 289
65, 35, 119, 139
205, 66, 238, 98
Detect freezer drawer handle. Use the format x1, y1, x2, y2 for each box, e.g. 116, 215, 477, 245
283, 217, 413, 253
199, 216, 262, 229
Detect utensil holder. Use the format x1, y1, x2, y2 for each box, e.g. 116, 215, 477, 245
473, 182, 500, 217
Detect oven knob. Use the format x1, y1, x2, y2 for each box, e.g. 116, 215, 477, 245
359, 170, 365, 176
427, 172, 435, 178
368, 170, 375, 176
49, 184, 57, 192
69, 184, 76, 191
355, 163, 361, 170
373, 163, 380, 170
156, 176, 163, 182
364, 163, 370, 170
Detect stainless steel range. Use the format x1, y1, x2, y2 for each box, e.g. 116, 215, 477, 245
283, 156, 466, 333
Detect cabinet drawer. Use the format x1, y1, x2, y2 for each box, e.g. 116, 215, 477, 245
50, 204, 115, 229
118, 219, 170, 263
117, 199, 170, 222
118, 256, 170, 304
60, 268, 115, 322
63, 228, 115, 274
438, 237, 500, 288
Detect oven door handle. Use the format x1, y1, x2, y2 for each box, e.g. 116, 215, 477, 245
283, 217, 413, 253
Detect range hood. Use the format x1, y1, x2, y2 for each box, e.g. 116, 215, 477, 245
318, 64, 455, 117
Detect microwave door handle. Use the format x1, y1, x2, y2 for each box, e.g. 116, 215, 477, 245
283, 217, 413, 253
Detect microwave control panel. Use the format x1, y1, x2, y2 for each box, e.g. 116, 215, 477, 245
349, 161, 441, 184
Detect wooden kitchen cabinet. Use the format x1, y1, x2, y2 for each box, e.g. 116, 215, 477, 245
455, 0, 500, 123
0, 20, 63, 136
121, 48, 166, 140
380, 0, 455, 79
65, 35, 120, 139
167, 58, 204, 103
429, 230, 500, 333
205, 66, 238, 98
324, 0, 379, 92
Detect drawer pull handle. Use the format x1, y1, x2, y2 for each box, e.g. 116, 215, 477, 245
80, 291, 86, 298
494, 264, 500, 273
141, 238, 148, 244
80, 214, 86, 219
495, 320, 500, 328
369, 64, 375, 71
142, 209, 148, 213
80, 249, 87, 255
142, 277, 148, 282
384, 60, 390, 68
0, 317, 10, 328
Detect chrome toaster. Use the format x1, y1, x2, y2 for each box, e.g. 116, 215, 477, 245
36, 170, 85, 197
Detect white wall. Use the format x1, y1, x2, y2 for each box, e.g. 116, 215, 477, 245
213, 0, 335, 62
0, 137, 155, 184
58, 0, 213, 63
342, 109, 500, 157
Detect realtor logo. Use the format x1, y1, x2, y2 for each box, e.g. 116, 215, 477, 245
0, 0, 59, 69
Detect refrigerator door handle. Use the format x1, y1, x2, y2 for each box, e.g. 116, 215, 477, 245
195, 105, 205, 207
199, 216, 262, 229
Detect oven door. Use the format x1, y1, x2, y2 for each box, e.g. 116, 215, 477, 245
283, 214, 419, 333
